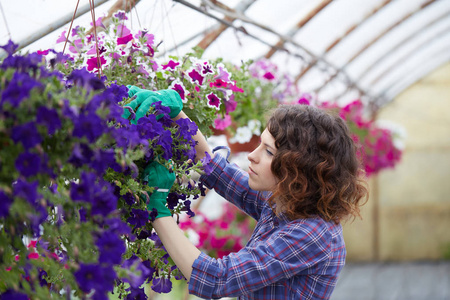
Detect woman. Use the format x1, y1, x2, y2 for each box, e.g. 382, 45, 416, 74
147, 103, 368, 300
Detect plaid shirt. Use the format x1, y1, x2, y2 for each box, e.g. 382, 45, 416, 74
188, 152, 346, 300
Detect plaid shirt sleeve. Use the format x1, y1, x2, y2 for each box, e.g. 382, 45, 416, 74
188, 220, 334, 299
199, 152, 266, 220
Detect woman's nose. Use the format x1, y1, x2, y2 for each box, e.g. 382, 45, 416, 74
247, 148, 258, 163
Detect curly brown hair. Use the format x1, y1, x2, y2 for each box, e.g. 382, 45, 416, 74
267, 105, 368, 223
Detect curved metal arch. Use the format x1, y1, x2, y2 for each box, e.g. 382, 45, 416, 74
357, 13, 450, 84
264, 0, 333, 59
332, 15, 450, 102
369, 25, 450, 87
196, 0, 257, 50
313, 0, 437, 94
383, 49, 450, 100
293, 0, 393, 84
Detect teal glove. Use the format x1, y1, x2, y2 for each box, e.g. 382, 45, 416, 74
143, 161, 176, 219
122, 85, 183, 124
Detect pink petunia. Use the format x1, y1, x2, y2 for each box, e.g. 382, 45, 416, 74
117, 34, 133, 45
27, 252, 40, 260
69, 39, 83, 54
202, 62, 213, 75
162, 60, 180, 71
214, 63, 231, 81
214, 114, 232, 130
86, 56, 107, 71
224, 96, 237, 114
210, 79, 227, 88
188, 69, 204, 85
56, 31, 67, 43
37, 49, 49, 55
207, 93, 221, 110
116, 24, 131, 37
227, 81, 244, 93
170, 82, 188, 103
297, 97, 310, 105
90, 17, 105, 29
263, 71, 275, 80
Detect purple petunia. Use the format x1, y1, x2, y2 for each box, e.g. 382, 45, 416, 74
96, 231, 126, 264
70, 171, 96, 202
67, 67, 105, 91
1, 72, 42, 108
156, 130, 173, 161
13, 179, 39, 205
36, 106, 61, 135
68, 143, 93, 168
0, 290, 29, 300
90, 148, 116, 175
127, 208, 149, 230
72, 113, 104, 143
0, 40, 19, 55
136, 114, 164, 140
125, 287, 147, 300
151, 276, 172, 293
121, 255, 154, 289
11, 121, 42, 149
90, 182, 118, 217
0, 190, 12, 218
15, 151, 41, 177
200, 152, 213, 175
75, 263, 117, 294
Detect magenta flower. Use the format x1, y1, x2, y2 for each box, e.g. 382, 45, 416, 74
227, 81, 244, 93
214, 114, 232, 130
37, 49, 49, 55
263, 71, 275, 80
207, 92, 221, 110
86, 56, 106, 71
202, 62, 213, 75
210, 79, 227, 88
187, 69, 204, 85
117, 33, 133, 45
298, 97, 310, 105
162, 60, 180, 71
170, 81, 188, 103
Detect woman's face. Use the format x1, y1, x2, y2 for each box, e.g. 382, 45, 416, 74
247, 129, 278, 191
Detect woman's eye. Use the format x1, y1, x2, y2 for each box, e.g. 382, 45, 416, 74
266, 149, 274, 156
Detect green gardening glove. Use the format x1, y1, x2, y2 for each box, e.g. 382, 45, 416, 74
122, 85, 183, 124
143, 161, 176, 219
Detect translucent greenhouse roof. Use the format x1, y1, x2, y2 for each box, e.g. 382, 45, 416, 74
1, 0, 449, 112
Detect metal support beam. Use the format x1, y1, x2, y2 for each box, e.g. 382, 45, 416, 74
264, 0, 333, 59
173, 0, 381, 104
0, 0, 110, 58
313, 0, 436, 94
293, 0, 393, 84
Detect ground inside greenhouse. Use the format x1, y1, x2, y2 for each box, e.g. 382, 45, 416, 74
331, 260, 450, 300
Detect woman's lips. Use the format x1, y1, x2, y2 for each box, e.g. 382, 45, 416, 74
248, 166, 257, 175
